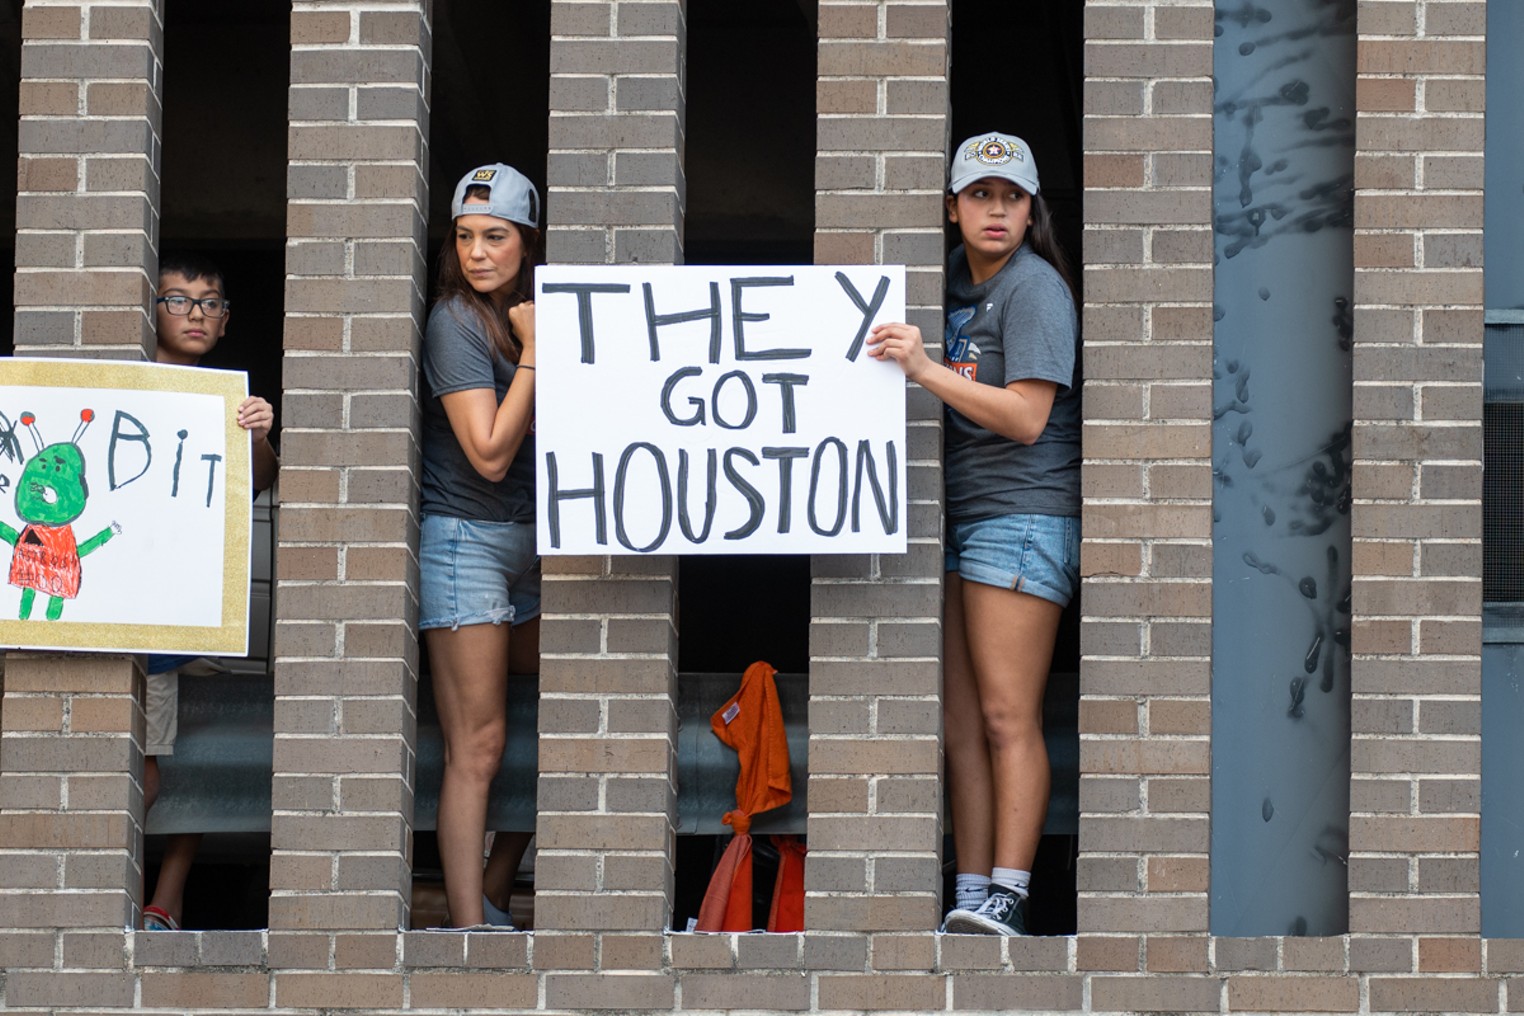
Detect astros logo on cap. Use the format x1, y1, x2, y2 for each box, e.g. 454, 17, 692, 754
966, 135, 1024, 166
472, 169, 498, 181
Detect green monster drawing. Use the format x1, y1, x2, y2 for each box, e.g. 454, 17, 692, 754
0, 410, 121, 620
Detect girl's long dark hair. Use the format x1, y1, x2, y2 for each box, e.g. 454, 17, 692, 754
1025, 192, 1077, 301
434, 184, 543, 363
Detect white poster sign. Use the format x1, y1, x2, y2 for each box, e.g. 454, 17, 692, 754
0, 358, 250, 656
536, 265, 908, 555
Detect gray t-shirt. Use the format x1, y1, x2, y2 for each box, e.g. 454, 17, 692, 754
943, 243, 1081, 521
420, 294, 536, 523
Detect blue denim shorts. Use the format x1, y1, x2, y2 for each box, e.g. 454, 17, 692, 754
945, 512, 1080, 607
419, 513, 542, 631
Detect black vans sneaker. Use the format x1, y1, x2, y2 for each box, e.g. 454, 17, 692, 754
941, 886, 1027, 936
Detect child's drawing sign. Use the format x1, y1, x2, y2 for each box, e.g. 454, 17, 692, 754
535, 265, 909, 555
0, 358, 251, 656
1, 408, 122, 621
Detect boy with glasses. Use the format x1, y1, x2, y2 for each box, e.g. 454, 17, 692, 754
141, 252, 278, 930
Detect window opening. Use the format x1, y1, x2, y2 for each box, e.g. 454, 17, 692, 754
142, 0, 290, 931
0, 3, 21, 355
945, 0, 1083, 937
671, 0, 816, 933
412, 0, 552, 931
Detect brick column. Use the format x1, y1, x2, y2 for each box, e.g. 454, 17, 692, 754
1347, 0, 1485, 955
268, 2, 429, 981
0, 0, 161, 1006
806, 0, 948, 935
534, 0, 685, 957
1077, 0, 1214, 965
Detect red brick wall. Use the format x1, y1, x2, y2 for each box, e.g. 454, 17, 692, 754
534, 0, 686, 944
2, 3, 161, 1000
1079, 2, 1214, 959
270, 5, 431, 972
807, 0, 949, 935
1348, 0, 1485, 959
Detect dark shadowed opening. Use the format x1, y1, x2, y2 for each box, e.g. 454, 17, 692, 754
143, 0, 290, 931
671, 0, 817, 933
948, 0, 1083, 936
0, 0, 19, 354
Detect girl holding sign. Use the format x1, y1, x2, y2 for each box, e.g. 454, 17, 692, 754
868, 133, 1080, 936
419, 163, 542, 929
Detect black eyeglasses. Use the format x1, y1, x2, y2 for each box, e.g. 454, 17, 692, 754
155, 295, 230, 318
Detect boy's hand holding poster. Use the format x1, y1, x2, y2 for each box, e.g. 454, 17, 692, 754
0, 358, 250, 655
536, 265, 908, 555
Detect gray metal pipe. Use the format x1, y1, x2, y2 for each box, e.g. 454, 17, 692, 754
150, 670, 1078, 837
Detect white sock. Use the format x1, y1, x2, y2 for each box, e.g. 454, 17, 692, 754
991, 866, 1031, 899
954, 873, 991, 910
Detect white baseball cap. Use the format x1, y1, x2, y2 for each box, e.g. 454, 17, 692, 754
451, 163, 540, 228
948, 132, 1040, 197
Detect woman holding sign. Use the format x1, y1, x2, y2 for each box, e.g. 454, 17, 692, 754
869, 133, 1080, 936
418, 163, 542, 929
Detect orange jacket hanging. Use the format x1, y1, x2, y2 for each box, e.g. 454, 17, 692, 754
710, 659, 792, 836
695, 660, 798, 932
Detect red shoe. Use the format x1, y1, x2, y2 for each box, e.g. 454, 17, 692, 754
142, 905, 180, 931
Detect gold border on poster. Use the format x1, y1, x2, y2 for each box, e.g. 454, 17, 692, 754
0, 357, 251, 656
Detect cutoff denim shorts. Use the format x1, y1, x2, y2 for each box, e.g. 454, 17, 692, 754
419, 513, 542, 631
945, 512, 1080, 607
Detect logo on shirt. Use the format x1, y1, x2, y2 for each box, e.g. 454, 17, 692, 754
945, 305, 979, 381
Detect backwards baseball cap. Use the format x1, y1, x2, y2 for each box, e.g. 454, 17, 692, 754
948, 132, 1040, 197
451, 163, 540, 229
